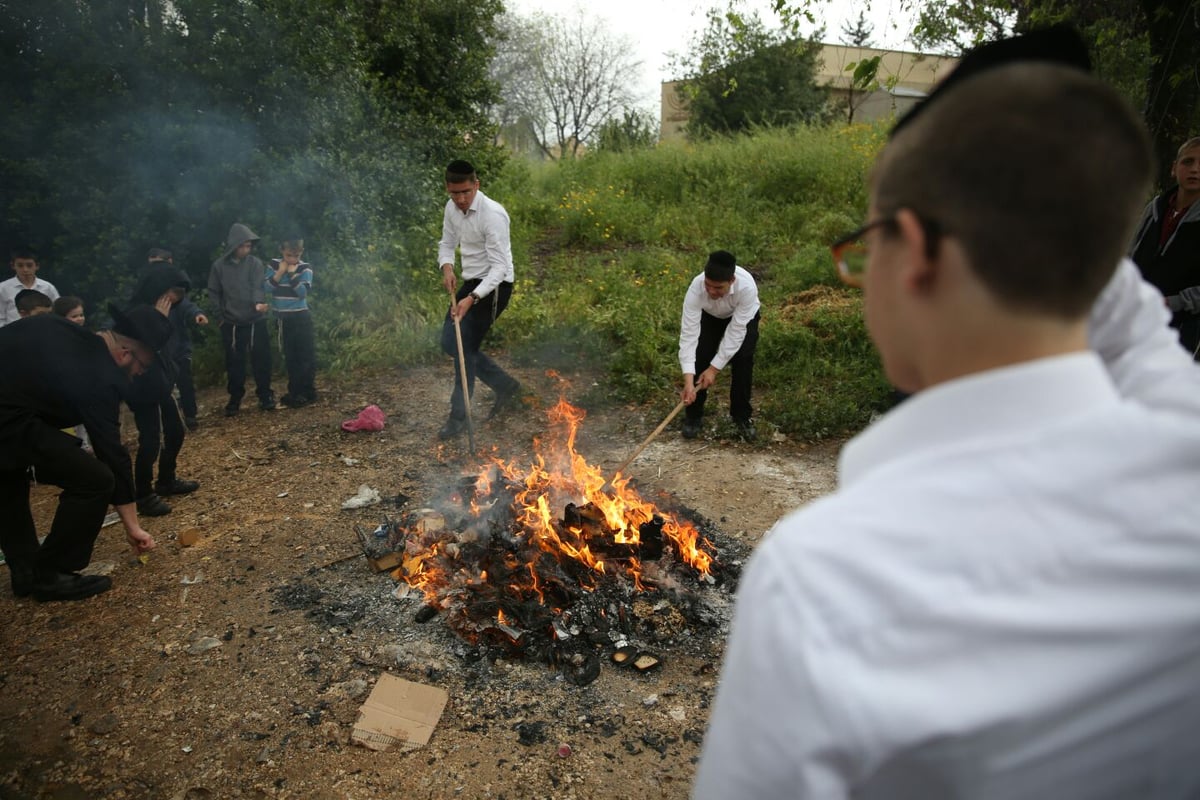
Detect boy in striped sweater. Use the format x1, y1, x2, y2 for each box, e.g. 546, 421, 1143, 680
265, 239, 317, 407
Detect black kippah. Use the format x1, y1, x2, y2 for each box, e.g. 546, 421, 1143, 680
891, 23, 1090, 138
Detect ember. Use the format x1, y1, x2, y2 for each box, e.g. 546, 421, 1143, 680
378, 398, 720, 668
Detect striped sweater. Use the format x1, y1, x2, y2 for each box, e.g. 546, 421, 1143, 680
265, 259, 313, 314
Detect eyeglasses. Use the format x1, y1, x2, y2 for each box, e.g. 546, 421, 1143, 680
830, 218, 898, 287
830, 215, 944, 287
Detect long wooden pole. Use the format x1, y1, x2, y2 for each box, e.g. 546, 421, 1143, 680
450, 291, 476, 453
609, 400, 687, 484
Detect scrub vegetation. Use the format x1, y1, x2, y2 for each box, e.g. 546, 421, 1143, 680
304, 122, 893, 442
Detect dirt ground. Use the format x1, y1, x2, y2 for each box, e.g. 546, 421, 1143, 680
0, 364, 842, 800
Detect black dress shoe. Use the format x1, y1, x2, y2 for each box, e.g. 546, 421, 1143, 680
488, 382, 522, 420
136, 493, 172, 517
32, 571, 112, 602
682, 418, 703, 439
224, 402, 240, 417
259, 393, 277, 411
184, 416, 199, 431
9, 561, 33, 598
438, 416, 467, 440
155, 478, 200, 496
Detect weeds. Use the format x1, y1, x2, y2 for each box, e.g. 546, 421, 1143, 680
195, 121, 893, 440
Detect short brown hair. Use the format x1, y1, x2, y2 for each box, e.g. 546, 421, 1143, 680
873, 63, 1152, 318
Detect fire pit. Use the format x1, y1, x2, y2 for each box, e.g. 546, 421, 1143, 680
361, 399, 733, 683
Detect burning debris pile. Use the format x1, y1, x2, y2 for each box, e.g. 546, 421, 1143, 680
361, 399, 731, 682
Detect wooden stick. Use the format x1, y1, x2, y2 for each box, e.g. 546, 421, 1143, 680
610, 399, 687, 483
450, 290, 476, 453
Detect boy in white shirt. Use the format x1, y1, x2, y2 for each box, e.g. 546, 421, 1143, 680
678, 250, 761, 441
0, 248, 59, 327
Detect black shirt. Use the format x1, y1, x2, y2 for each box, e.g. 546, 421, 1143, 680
0, 315, 137, 504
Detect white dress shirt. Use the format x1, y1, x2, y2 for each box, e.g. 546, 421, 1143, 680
678, 265, 761, 374
0, 277, 60, 327
436, 188, 514, 300
694, 259, 1200, 800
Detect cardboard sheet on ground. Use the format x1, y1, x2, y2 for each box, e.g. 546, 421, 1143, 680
352, 674, 448, 752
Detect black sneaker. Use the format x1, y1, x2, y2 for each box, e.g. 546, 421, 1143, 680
279, 394, 296, 407
259, 394, 277, 411
136, 493, 172, 517
184, 416, 199, 431
734, 419, 757, 442
488, 382, 522, 420
682, 418, 703, 440
224, 402, 240, 417
438, 416, 467, 440
32, 571, 112, 602
155, 478, 200, 496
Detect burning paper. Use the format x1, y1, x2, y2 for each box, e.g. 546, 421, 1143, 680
384, 398, 718, 658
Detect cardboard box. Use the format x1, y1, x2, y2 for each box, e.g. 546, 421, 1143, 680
351, 674, 449, 752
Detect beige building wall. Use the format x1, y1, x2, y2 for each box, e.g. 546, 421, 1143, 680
661, 43, 958, 140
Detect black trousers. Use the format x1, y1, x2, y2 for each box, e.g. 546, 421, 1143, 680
280, 311, 317, 399
173, 352, 198, 418
0, 421, 113, 576
686, 310, 760, 424
130, 392, 185, 498
1174, 315, 1200, 360
220, 319, 272, 404
439, 280, 517, 420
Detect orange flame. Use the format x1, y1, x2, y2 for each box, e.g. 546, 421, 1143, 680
398, 397, 715, 624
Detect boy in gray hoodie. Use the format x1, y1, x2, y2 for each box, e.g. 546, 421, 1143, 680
207, 223, 274, 415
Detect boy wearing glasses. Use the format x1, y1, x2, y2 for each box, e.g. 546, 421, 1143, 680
696, 28, 1200, 800
678, 250, 761, 441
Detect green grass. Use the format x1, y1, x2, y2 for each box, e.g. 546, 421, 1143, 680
195, 122, 895, 441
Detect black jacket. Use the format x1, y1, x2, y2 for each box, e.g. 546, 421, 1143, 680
0, 315, 138, 504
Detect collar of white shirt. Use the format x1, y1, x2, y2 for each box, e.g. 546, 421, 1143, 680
839, 352, 1120, 487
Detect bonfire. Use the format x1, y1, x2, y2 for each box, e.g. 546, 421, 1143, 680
376, 398, 720, 670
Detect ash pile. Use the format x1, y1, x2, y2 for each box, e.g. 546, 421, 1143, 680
357, 466, 744, 686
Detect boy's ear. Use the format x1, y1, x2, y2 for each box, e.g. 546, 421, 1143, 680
894, 209, 939, 294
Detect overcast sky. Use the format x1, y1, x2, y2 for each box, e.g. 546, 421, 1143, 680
503, 0, 917, 115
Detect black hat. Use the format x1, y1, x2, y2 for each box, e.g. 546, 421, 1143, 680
108, 303, 173, 352
891, 23, 1091, 138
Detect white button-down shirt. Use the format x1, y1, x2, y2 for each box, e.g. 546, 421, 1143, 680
437, 188, 514, 300
679, 265, 760, 374
694, 259, 1200, 800
0, 276, 60, 327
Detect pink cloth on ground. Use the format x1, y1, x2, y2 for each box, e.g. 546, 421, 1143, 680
341, 405, 386, 432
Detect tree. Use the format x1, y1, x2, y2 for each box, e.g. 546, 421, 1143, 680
840, 9, 876, 45
762, 0, 1198, 183
490, 9, 643, 160
0, 0, 506, 317
673, 7, 828, 137
591, 109, 660, 154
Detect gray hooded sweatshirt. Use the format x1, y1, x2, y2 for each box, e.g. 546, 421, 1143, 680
208, 223, 267, 325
